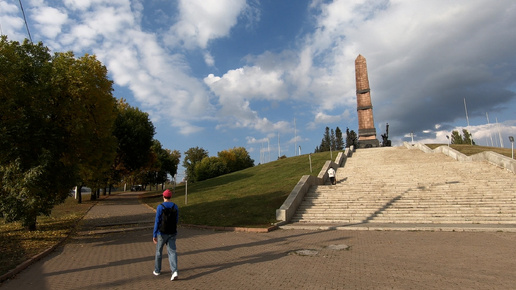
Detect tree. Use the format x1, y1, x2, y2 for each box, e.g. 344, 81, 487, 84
160, 148, 181, 183
462, 129, 475, 145
218, 147, 254, 173
330, 129, 336, 151
317, 127, 331, 152
52, 52, 118, 203
0, 37, 117, 229
346, 128, 357, 148
0, 38, 75, 230
450, 130, 463, 144
182, 147, 209, 182
450, 129, 476, 145
315, 126, 346, 153
144, 140, 181, 190
111, 99, 156, 191
194, 156, 229, 182
335, 127, 344, 150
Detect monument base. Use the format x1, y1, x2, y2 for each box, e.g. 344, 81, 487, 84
358, 139, 380, 148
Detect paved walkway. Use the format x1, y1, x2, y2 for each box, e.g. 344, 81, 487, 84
2, 191, 516, 289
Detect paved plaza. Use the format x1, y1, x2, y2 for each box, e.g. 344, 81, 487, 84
2, 191, 516, 289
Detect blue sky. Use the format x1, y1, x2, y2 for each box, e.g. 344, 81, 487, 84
2, 0, 516, 178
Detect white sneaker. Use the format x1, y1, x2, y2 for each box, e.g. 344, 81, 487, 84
153, 270, 160, 276
171, 271, 178, 281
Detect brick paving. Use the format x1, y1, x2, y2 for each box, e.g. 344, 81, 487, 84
2, 191, 516, 289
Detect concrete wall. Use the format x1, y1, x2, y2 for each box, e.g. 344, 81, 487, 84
275, 175, 319, 224
406, 142, 516, 174
276, 146, 355, 224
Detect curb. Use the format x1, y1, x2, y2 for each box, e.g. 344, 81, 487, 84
279, 223, 516, 232
0, 238, 66, 283
180, 224, 278, 233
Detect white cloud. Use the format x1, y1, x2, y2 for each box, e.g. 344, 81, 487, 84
205, 66, 286, 101
165, 0, 247, 49
203, 51, 215, 66
0, 1, 27, 41
246, 136, 268, 144
63, 0, 95, 11
204, 66, 290, 133
307, 110, 351, 130
23, 0, 215, 135
32, 6, 68, 39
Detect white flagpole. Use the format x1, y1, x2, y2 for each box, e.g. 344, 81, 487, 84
464, 98, 472, 145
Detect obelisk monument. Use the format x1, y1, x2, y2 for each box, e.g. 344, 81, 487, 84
355, 54, 379, 148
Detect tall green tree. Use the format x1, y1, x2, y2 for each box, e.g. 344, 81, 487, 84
335, 127, 344, 150
182, 147, 209, 182
319, 127, 331, 152
330, 129, 336, 151
0, 37, 117, 229
450, 130, 463, 144
0, 38, 74, 230
462, 129, 475, 145
144, 140, 181, 189
450, 129, 475, 145
52, 52, 118, 203
315, 127, 345, 152
346, 128, 357, 148
160, 148, 181, 182
111, 99, 156, 190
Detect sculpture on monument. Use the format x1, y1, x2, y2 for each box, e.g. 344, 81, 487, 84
355, 54, 379, 148
381, 123, 391, 147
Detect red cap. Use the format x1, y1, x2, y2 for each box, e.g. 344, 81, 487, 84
163, 189, 172, 198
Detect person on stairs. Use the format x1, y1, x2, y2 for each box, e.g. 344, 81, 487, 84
328, 167, 336, 185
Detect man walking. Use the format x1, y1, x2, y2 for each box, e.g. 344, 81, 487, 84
153, 189, 179, 280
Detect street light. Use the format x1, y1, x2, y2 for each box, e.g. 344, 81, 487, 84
509, 136, 514, 159
446, 135, 450, 147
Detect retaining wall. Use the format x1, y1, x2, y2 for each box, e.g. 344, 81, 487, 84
276, 146, 354, 224
404, 142, 515, 174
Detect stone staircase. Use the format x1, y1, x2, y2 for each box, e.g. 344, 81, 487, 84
290, 146, 516, 226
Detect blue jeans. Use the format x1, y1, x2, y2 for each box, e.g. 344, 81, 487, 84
154, 233, 177, 274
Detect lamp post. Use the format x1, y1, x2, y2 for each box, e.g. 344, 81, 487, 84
184, 171, 188, 205
446, 135, 450, 147
509, 136, 514, 159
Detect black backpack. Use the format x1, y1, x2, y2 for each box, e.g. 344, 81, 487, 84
159, 203, 177, 234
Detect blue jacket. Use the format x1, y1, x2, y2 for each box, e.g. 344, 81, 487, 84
153, 201, 178, 238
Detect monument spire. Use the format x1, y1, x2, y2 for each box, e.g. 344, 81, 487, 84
355, 54, 379, 148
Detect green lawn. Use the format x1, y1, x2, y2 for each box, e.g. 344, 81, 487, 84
425, 144, 513, 158
140, 151, 337, 228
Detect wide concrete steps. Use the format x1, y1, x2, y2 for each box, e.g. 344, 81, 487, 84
290, 146, 516, 225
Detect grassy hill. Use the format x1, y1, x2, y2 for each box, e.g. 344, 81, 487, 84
141, 151, 338, 228
425, 144, 513, 158
142, 144, 514, 228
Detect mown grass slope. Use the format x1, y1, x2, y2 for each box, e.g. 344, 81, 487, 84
141, 151, 337, 228
425, 144, 513, 158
